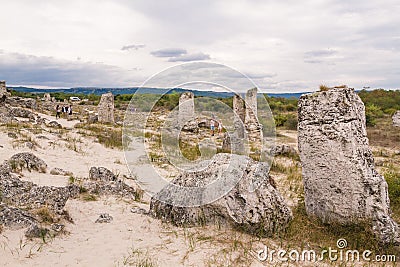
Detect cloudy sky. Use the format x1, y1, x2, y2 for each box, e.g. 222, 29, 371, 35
1, 0, 400, 92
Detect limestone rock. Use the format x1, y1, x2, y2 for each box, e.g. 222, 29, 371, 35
178, 92, 194, 128
5, 97, 36, 109
89, 167, 117, 182
43, 93, 51, 102
393, 111, 400, 127
95, 213, 113, 223
150, 153, 292, 236
270, 144, 298, 157
0, 175, 79, 213
50, 167, 73, 176
97, 92, 114, 124
7, 132, 17, 139
298, 87, 399, 244
0, 81, 10, 98
8, 107, 34, 119
47, 120, 62, 128
0, 204, 37, 229
8, 152, 47, 173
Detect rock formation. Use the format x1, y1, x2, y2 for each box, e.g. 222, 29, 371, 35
8, 152, 48, 173
178, 92, 195, 128
0, 80, 10, 99
298, 87, 399, 244
97, 92, 114, 123
393, 111, 400, 127
89, 166, 117, 182
43, 93, 51, 102
150, 153, 292, 236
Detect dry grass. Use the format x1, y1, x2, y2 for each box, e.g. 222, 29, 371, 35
33, 207, 57, 224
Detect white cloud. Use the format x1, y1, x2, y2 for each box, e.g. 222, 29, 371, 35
0, 0, 399, 91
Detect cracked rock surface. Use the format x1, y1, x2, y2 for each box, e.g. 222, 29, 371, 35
150, 153, 292, 236
298, 87, 399, 244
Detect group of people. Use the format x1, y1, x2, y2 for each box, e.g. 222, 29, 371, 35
55, 104, 73, 119
210, 119, 223, 136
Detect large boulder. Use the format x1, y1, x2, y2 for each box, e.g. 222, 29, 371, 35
8, 152, 47, 173
393, 111, 400, 127
298, 87, 399, 244
0, 174, 79, 213
150, 153, 292, 236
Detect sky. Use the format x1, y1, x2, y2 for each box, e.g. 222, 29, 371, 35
1, 0, 400, 92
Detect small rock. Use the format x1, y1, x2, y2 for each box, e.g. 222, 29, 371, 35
7, 132, 17, 139
51, 223, 65, 232
130, 207, 148, 215
9, 152, 47, 173
89, 167, 117, 182
50, 167, 73, 176
47, 121, 62, 128
95, 213, 113, 223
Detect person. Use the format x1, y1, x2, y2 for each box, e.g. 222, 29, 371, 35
218, 121, 223, 134
68, 105, 73, 116
55, 104, 61, 119
210, 119, 215, 136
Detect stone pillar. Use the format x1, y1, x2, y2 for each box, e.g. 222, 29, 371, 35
0, 80, 10, 98
44, 93, 51, 102
245, 88, 258, 125
97, 92, 115, 123
298, 87, 399, 244
393, 111, 400, 127
178, 92, 194, 127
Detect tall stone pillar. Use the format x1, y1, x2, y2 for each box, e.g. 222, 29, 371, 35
98, 92, 115, 123
298, 87, 399, 244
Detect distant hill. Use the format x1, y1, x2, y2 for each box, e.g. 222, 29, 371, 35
9, 86, 310, 99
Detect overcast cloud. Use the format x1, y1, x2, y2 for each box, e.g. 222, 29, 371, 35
0, 0, 399, 92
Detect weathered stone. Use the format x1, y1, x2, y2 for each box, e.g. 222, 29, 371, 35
0, 80, 10, 99
50, 167, 73, 176
95, 213, 113, 223
178, 92, 195, 128
97, 92, 114, 123
89, 167, 117, 182
8, 107, 34, 119
7, 132, 17, 139
43, 93, 51, 102
393, 111, 400, 127
47, 120, 62, 128
1, 177, 79, 213
270, 144, 298, 157
150, 153, 292, 236
298, 87, 399, 244
8, 152, 47, 173
130, 207, 148, 215
0, 204, 37, 229
5, 97, 36, 109
245, 88, 258, 125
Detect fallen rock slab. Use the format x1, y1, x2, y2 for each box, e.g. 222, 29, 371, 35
150, 153, 292, 236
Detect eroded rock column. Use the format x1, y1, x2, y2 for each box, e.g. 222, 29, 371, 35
178, 92, 194, 128
298, 87, 399, 244
393, 111, 400, 127
97, 92, 115, 123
